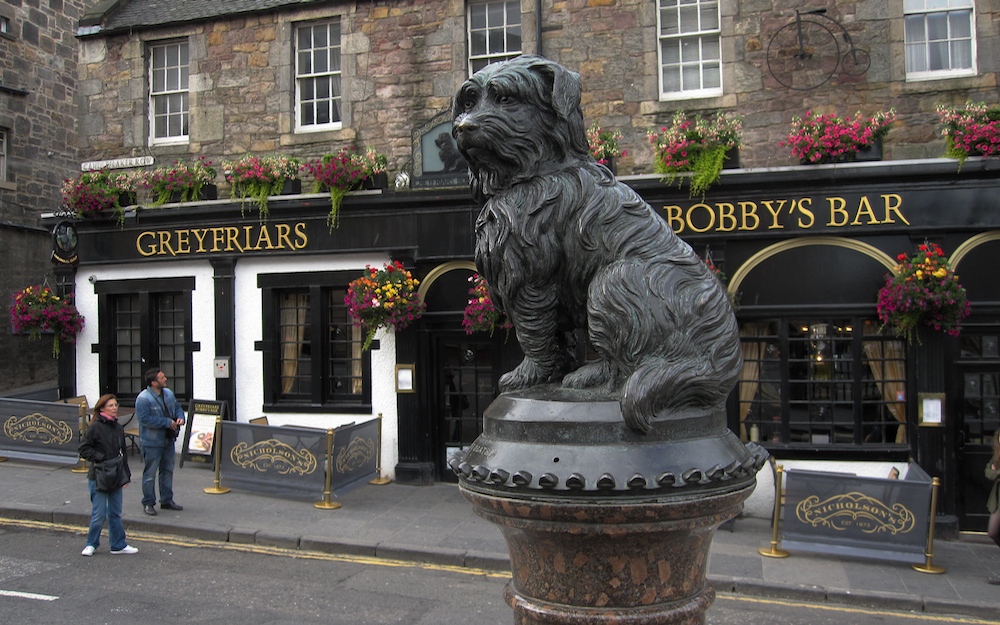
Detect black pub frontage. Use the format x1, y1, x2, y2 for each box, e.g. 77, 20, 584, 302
48, 156, 1000, 531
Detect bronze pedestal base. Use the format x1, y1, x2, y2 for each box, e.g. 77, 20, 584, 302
452, 388, 766, 625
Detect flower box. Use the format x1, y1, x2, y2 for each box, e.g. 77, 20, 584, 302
647, 110, 743, 197
587, 123, 625, 173
223, 154, 301, 220
147, 157, 218, 206
783, 110, 895, 165
937, 101, 1000, 168
281, 178, 302, 195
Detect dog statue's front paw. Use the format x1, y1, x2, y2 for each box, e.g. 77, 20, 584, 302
499, 359, 550, 391
563, 360, 613, 389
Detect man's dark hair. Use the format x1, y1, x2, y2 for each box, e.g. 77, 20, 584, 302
144, 367, 162, 386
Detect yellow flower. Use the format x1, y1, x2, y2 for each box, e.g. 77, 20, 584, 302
933, 268, 948, 279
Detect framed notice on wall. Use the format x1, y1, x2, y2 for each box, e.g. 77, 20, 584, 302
180, 399, 228, 468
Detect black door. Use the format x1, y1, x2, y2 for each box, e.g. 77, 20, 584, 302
955, 331, 1000, 531
434, 334, 496, 481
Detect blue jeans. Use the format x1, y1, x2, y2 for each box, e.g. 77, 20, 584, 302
141, 442, 176, 506
87, 480, 127, 551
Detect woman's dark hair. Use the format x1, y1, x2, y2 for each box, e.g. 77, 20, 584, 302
93, 394, 118, 420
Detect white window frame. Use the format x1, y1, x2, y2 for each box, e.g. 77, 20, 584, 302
0, 128, 7, 182
903, 0, 977, 81
148, 40, 190, 145
657, 0, 722, 101
294, 19, 343, 133
467, 0, 522, 75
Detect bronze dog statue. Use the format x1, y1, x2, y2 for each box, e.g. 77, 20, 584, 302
452, 56, 742, 434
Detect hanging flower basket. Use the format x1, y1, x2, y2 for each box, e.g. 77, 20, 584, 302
345, 261, 425, 350
462, 273, 512, 337
876, 243, 970, 343
10, 285, 85, 357
647, 110, 742, 197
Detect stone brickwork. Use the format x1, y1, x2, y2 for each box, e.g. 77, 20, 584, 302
0, 0, 87, 391
76, 0, 1000, 180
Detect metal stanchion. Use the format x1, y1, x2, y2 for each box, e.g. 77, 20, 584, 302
315, 428, 341, 510
759, 462, 790, 558
203, 416, 230, 495
913, 476, 946, 574
369, 412, 391, 485
71, 412, 89, 473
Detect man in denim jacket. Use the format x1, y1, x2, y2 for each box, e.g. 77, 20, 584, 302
136, 367, 186, 516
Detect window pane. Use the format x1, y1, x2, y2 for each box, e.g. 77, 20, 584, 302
662, 40, 680, 64
661, 9, 679, 35
470, 5, 486, 30
926, 13, 948, 40
904, 15, 926, 43
703, 63, 721, 88
949, 10, 971, 37
679, 5, 699, 31
928, 40, 948, 69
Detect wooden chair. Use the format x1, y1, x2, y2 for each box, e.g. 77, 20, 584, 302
120, 408, 141, 456
249, 416, 269, 425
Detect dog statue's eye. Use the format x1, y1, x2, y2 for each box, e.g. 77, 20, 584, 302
499, 95, 511, 105
463, 99, 475, 110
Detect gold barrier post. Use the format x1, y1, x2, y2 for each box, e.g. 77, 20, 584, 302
913, 476, 946, 574
759, 463, 790, 558
369, 412, 391, 485
71, 412, 89, 473
315, 428, 341, 510
203, 416, 230, 495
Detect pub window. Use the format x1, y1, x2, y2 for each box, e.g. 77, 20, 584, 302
468, 0, 522, 74
736, 318, 907, 449
97, 278, 195, 404
260, 273, 369, 411
295, 19, 342, 132
904, 0, 976, 80
657, 0, 722, 100
149, 40, 190, 144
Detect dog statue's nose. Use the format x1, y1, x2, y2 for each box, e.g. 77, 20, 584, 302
455, 115, 479, 134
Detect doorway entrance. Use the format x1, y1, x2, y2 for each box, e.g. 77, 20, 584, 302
955, 331, 1000, 531
433, 333, 501, 481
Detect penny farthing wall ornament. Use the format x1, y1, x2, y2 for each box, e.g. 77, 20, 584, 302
767, 8, 871, 90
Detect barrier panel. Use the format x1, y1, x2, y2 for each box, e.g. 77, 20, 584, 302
781, 462, 933, 565
0, 398, 81, 464
219, 421, 325, 499
330, 418, 379, 494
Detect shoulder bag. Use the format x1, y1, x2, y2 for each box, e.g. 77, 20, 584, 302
94, 452, 131, 492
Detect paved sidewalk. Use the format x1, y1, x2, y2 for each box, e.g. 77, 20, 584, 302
2, 455, 999, 620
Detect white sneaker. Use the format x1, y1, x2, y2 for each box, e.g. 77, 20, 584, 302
81, 545, 95, 557
111, 545, 138, 555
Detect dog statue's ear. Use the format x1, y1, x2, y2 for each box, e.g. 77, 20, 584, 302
540, 60, 582, 123
528, 58, 590, 158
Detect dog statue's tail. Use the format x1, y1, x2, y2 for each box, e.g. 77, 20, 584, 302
588, 258, 743, 435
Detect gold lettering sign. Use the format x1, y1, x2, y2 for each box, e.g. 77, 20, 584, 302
335, 436, 375, 474
663, 194, 908, 234
136, 222, 309, 257
3, 413, 74, 445
230, 438, 317, 475
795, 492, 915, 534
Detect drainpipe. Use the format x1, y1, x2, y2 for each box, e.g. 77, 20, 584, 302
536, 0, 543, 57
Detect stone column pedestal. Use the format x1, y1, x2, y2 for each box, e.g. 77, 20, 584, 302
451, 388, 767, 625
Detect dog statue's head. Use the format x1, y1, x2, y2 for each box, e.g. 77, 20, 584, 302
452, 55, 591, 198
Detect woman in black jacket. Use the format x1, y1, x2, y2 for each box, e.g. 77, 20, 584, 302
78, 394, 136, 556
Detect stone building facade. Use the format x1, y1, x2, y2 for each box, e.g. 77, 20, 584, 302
0, 0, 85, 391
74, 0, 1000, 175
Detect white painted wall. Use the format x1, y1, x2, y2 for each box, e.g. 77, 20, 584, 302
75, 252, 402, 479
